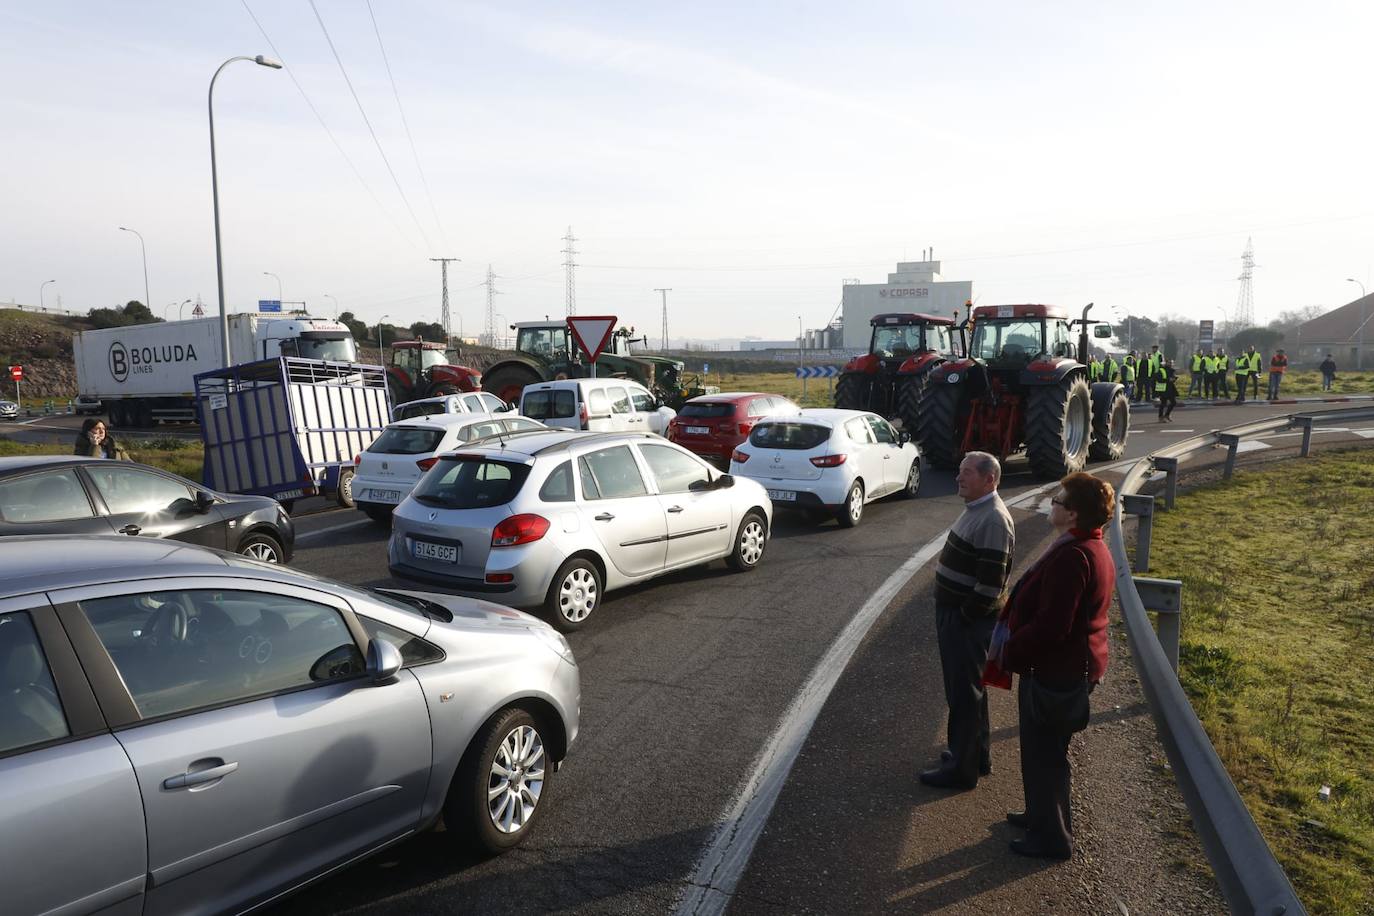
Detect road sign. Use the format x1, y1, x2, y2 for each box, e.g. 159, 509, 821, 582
9, 366, 21, 381
566, 315, 617, 364
191, 302, 205, 317
703, 363, 710, 373
795, 365, 838, 379
258, 299, 283, 313
1199, 319, 1214, 348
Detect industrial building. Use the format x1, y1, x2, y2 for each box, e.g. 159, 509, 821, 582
841, 260, 973, 349
1295, 294, 1373, 369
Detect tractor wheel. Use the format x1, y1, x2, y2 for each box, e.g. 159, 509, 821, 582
915, 379, 963, 469
1025, 374, 1093, 479
1089, 385, 1130, 461
833, 373, 867, 410
895, 372, 929, 437
483, 365, 543, 407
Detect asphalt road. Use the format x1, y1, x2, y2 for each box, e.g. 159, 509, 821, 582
257, 399, 1374, 915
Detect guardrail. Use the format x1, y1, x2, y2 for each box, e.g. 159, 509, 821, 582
1111, 405, 1374, 915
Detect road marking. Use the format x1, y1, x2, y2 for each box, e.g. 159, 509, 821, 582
1235, 440, 1271, 453
1356, 428, 1374, 439
296, 518, 370, 543
1157, 429, 1196, 434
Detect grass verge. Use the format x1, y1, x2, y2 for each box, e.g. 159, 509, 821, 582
0, 435, 204, 482
1149, 449, 1374, 915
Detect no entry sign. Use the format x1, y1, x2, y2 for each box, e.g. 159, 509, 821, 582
8, 366, 21, 381
566, 316, 618, 364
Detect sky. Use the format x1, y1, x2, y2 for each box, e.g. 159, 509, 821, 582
3, 0, 1373, 343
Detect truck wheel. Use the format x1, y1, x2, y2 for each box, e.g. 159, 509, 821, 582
834, 373, 866, 410
1026, 374, 1093, 479
896, 372, 929, 437
1088, 385, 1130, 461
915, 380, 963, 469
336, 469, 356, 509
483, 365, 542, 407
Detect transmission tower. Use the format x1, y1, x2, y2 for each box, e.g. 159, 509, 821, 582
430, 257, 460, 342
1234, 237, 1256, 328
483, 265, 501, 347
654, 288, 671, 350
562, 227, 578, 316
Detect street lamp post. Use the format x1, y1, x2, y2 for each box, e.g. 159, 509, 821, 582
322, 294, 338, 319
377, 315, 391, 368
263, 271, 283, 305
177, 299, 194, 320
1348, 279, 1368, 370
39, 279, 55, 311
210, 54, 282, 368
119, 227, 151, 314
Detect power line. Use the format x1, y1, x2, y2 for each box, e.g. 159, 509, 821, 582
308, 0, 436, 255
366, 0, 449, 252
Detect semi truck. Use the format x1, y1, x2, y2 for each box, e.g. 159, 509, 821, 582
73, 313, 358, 427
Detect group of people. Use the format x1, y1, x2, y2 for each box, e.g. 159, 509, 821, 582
1089, 344, 1300, 423
1184, 346, 1289, 403
920, 452, 1115, 862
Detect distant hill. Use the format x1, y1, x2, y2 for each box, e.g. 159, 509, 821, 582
0, 308, 90, 398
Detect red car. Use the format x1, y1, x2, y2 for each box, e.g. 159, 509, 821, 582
666, 392, 802, 467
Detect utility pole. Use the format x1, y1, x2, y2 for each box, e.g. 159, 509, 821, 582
562, 227, 578, 316
483, 266, 501, 347
430, 257, 460, 344
654, 288, 672, 350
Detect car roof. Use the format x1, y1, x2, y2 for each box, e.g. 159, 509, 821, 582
0, 455, 103, 474
440, 430, 658, 462
686, 391, 780, 403
523, 377, 644, 392
756, 408, 875, 428
388, 411, 509, 429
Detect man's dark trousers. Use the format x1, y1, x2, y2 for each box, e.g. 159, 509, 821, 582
1018, 677, 1075, 855
1251, 372, 1260, 398
1234, 376, 1247, 403
936, 604, 995, 784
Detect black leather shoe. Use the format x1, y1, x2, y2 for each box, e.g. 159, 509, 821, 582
1009, 837, 1071, 860
1006, 810, 1030, 829
919, 767, 977, 790
940, 749, 992, 776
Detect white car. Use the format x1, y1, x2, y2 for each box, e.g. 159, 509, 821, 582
354, 412, 550, 523
392, 392, 513, 422
729, 408, 921, 527
519, 378, 676, 435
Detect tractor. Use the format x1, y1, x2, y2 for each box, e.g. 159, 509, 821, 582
385, 339, 484, 406
834, 312, 960, 444
481, 321, 713, 408
916, 303, 1129, 479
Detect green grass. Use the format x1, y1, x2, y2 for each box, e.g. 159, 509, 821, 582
1178, 368, 1373, 398
1149, 450, 1374, 915
0, 435, 204, 482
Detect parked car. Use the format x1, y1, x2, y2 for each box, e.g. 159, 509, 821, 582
354, 412, 552, 523
729, 408, 921, 527
389, 431, 772, 632
74, 393, 104, 415
0, 399, 17, 421
0, 535, 579, 916
667, 392, 801, 468
392, 391, 513, 423
519, 378, 676, 435
0, 456, 295, 561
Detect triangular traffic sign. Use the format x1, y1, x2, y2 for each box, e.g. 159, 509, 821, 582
566, 315, 618, 363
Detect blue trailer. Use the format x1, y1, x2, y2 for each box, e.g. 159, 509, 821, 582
195, 358, 391, 510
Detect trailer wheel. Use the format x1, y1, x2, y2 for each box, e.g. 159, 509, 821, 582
1026, 374, 1092, 479
915, 380, 963, 469
337, 469, 356, 509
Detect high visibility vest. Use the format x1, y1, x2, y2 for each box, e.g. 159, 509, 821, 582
1122, 360, 1136, 382
1216, 354, 1228, 372
1250, 352, 1263, 373
1191, 354, 1203, 372
1235, 356, 1249, 376
1147, 352, 1162, 375
1089, 359, 1102, 380
1155, 372, 1169, 393
1103, 357, 1118, 381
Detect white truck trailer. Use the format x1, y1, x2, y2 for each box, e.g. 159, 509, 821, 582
73, 313, 357, 427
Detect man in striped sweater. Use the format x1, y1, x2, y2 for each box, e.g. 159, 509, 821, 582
920, 450, 1016, 791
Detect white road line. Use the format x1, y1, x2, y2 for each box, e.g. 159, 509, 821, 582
1235, 439, 1271, 454
296, 518, 370, 543
1356, 429, 1374, 439
1156, 429, 1196, 434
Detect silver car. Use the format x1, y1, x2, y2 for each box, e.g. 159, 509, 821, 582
0, 399, 17, 421
0, 536, 579, 916
389, 431, 773, 632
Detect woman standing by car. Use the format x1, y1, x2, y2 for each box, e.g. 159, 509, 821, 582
73, 418, 129, 460
994, 472, 1115, 860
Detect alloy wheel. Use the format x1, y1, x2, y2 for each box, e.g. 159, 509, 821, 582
558, 567, 598, 623
487, 725, 545, 834
739, 519, 765, 566
848, 484, 864, 523
242, 541, 280, 563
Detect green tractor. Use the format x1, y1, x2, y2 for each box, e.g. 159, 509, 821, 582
481, 321, 715, 408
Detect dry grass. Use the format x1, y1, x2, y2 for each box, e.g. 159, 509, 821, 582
0, 435, 204, 482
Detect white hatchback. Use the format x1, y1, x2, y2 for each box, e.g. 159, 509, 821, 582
729, 408, 921, 527
354, 413, 550, 523
520, 379, 676, 435
392, 392, 513, 422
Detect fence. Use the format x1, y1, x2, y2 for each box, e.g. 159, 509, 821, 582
0, 300, 84, 318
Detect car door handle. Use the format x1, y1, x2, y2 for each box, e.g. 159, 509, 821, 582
667, 506, 684, 513
163, 759, 238, 790
119, 524, 142, 536
883, 454, 891, 460
594, 512, 615, 521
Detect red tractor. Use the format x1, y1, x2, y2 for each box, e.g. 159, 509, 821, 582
385, 339, 483, 406
916, 303, 1128, 478
834, 312, 959, 441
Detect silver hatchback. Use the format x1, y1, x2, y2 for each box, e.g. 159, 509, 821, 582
0, 536, 579, 916
389, 431, 773, 632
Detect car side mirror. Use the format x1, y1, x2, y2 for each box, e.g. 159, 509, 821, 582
689, 478, 711, 492
194, 490, 215, 513
366, 637, 403, 683
898, 430, 912, 445
716, 473, 735, 489
1093, 324, 1113, 339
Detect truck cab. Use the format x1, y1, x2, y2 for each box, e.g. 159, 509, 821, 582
260, 318, 359, 362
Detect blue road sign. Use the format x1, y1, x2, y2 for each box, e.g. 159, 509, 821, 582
258, 299, 282, 313
795, 365, 839, 379
703, 363, 710, 373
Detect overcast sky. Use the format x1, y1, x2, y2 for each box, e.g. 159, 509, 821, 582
3, 1, 1372, 340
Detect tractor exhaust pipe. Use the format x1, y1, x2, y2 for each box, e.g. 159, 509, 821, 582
1078, 302, 1094, 364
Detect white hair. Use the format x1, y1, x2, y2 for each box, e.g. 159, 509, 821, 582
962, 451, 1001, 486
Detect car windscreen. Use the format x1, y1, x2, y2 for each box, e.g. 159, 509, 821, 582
394, 402, 448, 421
748, 422, 831, 450
679, 403, 735, 418
523, 389, 576, 420
368, 426, 445, 455
411, 457, 531, 509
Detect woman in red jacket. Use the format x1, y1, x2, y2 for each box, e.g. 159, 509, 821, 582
996, 472, 1115, 860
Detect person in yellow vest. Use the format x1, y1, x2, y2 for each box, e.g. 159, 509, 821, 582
1144, 345, 1162, 403
1156, 359, 1179, 422
1121, 352, 1137, 399
1188, 350, 1204, 397
1088, 354, 1102, 382
1247, 347, 1263, 398
1202, 350, 1216, 399
1102, 352, 1119, 383
1215, 348, 1230, 399
1233, 346, 1251, 403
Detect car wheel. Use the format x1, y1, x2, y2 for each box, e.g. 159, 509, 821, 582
446, 707, 552, 855
725, 511, 767, 571
238, 532, 283, 563
837, 480, 864, 528
336, 469, 356, 509
364, 506, 392, 525
900, 460, 921, 499
544, 558, 601, 633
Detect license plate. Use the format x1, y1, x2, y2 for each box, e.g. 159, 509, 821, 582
413, 540, 458, 563
766, 489, 797, 502
369, 489, 402, 503
685, 425, 711, 435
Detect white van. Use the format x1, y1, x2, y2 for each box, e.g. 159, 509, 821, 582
520, 378, 676, 434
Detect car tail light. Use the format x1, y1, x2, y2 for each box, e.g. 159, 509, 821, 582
354, 453, 362, 466
485, 572, 515, 584
810, 454, 848, 467
416, 457, 439, 471
491, 513, 551, 547
579, 401, 589, 426
732, 449, 750, 463
738, 421, 754, 436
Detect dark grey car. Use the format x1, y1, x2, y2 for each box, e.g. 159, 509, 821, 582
0, 536, 579, 916
0, 456, 294, 562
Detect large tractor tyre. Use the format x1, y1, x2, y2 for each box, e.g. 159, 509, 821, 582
483, 364, 544, 407
1025, 374, 1093, 479
914, 380, 963, 469
895, 371, 929, 438
833, 373, 869, 411
1088, 384, 1130, 461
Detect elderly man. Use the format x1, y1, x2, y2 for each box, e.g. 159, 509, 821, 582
921, 451, 1016, 790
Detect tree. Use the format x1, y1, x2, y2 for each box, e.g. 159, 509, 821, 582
1163, 332, 1180, 361
122, 300, 158, 323
376, 323, 404, 346
338, 311, 368, 342
409, 321, 446, 341
1266, 305, 1329, 342
1114, 314, 1158, 353
87, 307, 132, 329
1229, 327, 1284, 353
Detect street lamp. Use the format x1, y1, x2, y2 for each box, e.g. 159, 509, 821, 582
1349, 279, 1368, 369
210, 54, 283, 368
39, 279, 55, 310
263, 271, 283, 304
377, 314, 391, 368
176, 298, 193, 320
119, 227, 151, 314
322, 294, 338, 319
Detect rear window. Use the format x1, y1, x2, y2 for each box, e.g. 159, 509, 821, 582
679, 403, 735, 418
393, 402, 448, 421
369, 427, 445, 455
523, 389, 576, 420
749, 422, 831, 450
411, 458, 531, 509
